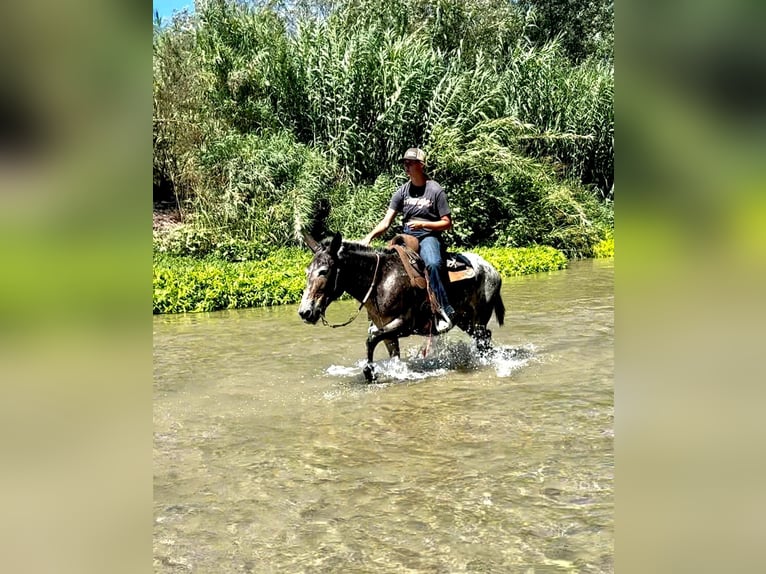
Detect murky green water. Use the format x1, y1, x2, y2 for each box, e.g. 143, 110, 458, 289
154, 258, 613, 573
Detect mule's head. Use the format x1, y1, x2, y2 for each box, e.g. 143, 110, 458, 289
298, 232, 343, 324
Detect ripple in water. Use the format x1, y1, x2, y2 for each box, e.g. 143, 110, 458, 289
325, 339, 534, 383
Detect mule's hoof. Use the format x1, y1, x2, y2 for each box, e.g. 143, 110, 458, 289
475, 336, 493, 355
363, 363, 376, 383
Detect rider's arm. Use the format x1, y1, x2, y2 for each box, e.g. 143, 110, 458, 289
361, 208, 398, 245
407, 214, 452, 233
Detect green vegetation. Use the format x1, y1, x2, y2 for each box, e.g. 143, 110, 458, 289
593, 233, 615, 259
474, 246, 568, 277
154, 245, 568, 314
153, 249, 311, 314
153, 0, 613, 313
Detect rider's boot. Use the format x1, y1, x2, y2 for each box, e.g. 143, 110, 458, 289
435, 306, 456, 334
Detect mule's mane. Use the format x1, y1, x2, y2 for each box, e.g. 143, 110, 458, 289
319, 237, 394, 257
344, 241, 391, 255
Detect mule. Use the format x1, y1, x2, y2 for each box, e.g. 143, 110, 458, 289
298, 232, 505, 382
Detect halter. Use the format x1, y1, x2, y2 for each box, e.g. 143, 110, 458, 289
320, 253, 381, 328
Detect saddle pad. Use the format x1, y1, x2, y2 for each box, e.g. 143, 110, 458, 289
446, 253, 475, 283
448, 268, 475, 282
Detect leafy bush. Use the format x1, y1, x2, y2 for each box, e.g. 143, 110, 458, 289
327, 174, 402, 241
473, 245, 568, 277
153, 223, 215, 258
593, 233, 614, 258
191, 130, 337, 247
153, 249, 311, 314
210, 237, 268, 262
153, 245, 568, 314
153, 223, 268, 261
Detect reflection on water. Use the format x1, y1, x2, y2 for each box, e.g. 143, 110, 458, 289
154, 259, 613, 573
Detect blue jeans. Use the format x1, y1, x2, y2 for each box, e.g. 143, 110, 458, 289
418, 235, 454, 316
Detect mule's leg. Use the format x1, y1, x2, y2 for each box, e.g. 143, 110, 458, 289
383, 338, 400, 358
470, 325, 493, 354
363, 318, 405, 382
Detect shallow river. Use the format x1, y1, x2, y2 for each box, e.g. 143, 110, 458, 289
154, 258, 614, 573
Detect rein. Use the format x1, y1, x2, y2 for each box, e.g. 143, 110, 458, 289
320, 253, 381, 328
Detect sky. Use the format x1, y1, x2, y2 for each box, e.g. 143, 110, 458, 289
153, 0, 195, 20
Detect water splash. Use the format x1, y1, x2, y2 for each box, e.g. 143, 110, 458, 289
489, 344, 536, 377
325, 338, 535, 383
326, 356, 448, 384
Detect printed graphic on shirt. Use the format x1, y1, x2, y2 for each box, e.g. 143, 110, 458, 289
404, 196, 433, 209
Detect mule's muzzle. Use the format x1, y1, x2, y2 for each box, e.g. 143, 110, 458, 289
299, 307, 321, 324
298, 300, 322, 324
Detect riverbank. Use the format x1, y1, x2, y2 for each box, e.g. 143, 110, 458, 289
153, 198, 613, 315
152, 243, 605, 314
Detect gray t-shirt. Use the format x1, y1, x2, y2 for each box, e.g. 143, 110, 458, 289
389, 180, 451, 238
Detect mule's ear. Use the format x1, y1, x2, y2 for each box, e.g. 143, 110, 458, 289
329, 232, 342, 255
302, 231, 321, 253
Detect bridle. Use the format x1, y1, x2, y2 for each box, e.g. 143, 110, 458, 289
320, 253, 381, 328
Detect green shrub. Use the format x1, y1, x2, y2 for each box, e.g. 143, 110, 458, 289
153, 223, 215, 258
327, 175, 401, 241
153, 224, 268, 261
191, 130, 337, 249
593, 234, 614, 258
153, 245, 568, 314
153, 249, 311, 314
209, 237, 268, 262
473, 245, 568, 277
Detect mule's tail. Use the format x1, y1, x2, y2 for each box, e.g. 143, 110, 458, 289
492, 290, 505, 327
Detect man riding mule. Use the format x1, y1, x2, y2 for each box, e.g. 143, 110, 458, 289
298, 232, 505, 382
361, 147, 455, 333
